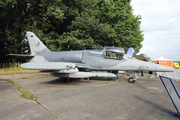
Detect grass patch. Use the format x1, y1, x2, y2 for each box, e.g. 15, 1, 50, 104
3, 79, 37, 101
0, 63, 38, 74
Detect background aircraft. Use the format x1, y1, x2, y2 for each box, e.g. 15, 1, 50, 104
9, 32, 175, 83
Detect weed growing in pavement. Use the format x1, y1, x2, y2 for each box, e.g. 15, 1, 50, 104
3, 79, 37, 101
1, 79, 60, 120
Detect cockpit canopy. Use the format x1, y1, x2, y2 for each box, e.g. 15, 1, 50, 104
103, 46, 125, 59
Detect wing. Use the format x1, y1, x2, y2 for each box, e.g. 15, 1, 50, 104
8, 54, 34, 57
20, 62, 76, 70
20, 62, 117, 78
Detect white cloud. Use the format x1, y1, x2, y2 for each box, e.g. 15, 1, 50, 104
131, 0, 180, 61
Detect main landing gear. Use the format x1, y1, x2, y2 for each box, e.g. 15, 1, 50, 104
128, 72, 138, 83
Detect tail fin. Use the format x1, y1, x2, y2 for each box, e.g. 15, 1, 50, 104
25, 31, 51, 55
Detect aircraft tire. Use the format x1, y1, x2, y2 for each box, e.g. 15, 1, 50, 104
128, 77, 135, 83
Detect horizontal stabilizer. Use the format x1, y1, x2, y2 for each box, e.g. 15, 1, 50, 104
8, 54, 34, 57
20, 62, 76, 70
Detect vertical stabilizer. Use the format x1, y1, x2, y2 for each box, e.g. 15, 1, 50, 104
25, 31, 51, 55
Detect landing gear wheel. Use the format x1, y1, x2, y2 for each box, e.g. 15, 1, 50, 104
128, 77, 135, 83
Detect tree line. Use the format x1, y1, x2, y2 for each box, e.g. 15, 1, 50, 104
0, 0, 143, 63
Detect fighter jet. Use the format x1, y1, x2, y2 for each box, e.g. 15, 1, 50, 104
9, 32, 175, 83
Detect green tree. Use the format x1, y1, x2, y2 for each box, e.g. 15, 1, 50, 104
51, 0, 105, 51
0, 0, 143, 63
0, 0, 65, 62
98, 0, 143, 53
0, 0, 28, 63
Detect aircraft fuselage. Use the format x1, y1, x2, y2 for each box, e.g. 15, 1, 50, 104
26, 50, 174, 72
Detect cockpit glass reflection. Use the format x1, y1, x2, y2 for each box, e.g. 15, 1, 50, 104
103, 46, 124, 59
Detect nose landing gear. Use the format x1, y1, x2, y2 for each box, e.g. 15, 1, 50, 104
128, 72, 138, 83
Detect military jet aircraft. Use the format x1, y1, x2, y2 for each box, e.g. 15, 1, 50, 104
9, 32, 175, 83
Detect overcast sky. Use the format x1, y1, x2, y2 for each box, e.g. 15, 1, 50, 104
131, 0, 180, 61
